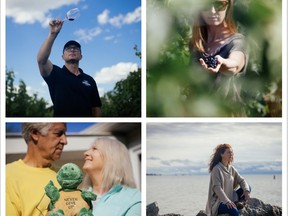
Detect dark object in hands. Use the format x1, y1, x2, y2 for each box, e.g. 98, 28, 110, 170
234, 201, 246, 210
202, 53, 217, 69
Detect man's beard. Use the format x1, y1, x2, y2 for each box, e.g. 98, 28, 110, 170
66, 59, 79, 64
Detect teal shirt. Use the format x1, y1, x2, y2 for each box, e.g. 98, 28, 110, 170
91, 184, 141, 216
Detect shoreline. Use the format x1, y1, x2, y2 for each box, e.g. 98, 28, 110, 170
147, 198, 282, 216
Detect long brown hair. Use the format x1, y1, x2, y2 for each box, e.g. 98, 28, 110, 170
208, 143, 232, 172
190, 0, 237, 53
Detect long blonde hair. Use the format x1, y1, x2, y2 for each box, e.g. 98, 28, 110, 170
81, 137, 136, 190
190, 0, 237, 53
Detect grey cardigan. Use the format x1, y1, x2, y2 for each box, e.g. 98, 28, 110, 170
205, 163, 249, 216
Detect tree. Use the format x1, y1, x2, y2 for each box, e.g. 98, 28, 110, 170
6, 69, 53, 117
101, 68, 141, 117
100, 46, 141, 117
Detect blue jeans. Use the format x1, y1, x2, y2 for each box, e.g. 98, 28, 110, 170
218, 186, 251, 216
218, 203, 239, 216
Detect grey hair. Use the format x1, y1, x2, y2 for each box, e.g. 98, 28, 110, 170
81, 137, 136, 190
22, 123, 54, 144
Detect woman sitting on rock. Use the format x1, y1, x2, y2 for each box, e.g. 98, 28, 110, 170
205, 144, 250, 216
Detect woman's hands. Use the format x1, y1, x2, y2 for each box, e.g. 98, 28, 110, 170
243, 190, 251, 201
225, 201, 237, 209
199, 51, 245, 75
225, 190, 250, 210
199, 55, 223, 73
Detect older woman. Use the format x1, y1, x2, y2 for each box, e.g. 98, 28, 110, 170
205, 144, 250, 216
80, 137, 141, 216
190, 0, 247, 108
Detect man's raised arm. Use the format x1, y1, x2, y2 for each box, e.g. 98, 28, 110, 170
37, 19, 64, 77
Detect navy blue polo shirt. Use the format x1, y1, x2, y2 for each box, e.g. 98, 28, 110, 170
44, 65, 102, 117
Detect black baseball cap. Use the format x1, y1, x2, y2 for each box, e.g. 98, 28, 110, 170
63, 40, 81, 53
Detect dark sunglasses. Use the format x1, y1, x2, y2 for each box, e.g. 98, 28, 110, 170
204, 1, 229, 12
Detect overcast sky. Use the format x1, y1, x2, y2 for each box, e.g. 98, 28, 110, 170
147, 123, 282, 175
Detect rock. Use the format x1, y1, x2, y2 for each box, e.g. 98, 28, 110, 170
239, 198, 282, 216
195, 210, 230, 216
146, 202, 159, 216
195, 211, 207, 216
146, 202, 183, 216
160, 214, 183, 216
196, 198, 282, 216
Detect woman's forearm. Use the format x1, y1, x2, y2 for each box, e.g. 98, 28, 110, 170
219, 51, 245, 75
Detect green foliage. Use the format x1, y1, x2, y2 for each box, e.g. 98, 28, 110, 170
101, 68, 141, 117
100, 46, 141, 117
6, 69, 53, 117
147, 0, 282, 117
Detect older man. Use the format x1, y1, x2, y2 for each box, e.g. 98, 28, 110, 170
6, 123, 67, 216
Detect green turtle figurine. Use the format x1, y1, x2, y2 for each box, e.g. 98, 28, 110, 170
45, 163, 97, 216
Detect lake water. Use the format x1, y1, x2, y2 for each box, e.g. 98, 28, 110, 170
146, 175, 282, 216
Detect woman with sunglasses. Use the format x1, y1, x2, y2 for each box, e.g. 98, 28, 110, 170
205, 144, 251, 216
190, 0, 247, 113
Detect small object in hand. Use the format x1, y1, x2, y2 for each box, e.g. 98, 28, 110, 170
64, 8, 80, 21
202, 53, 218, 69
234, 201, 246, 210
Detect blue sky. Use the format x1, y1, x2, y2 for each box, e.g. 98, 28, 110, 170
6, 0, 141, 105
6, 122, 95, 134
147, 123, 282, 175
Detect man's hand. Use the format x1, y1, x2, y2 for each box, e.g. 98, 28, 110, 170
49, 19, 64, 35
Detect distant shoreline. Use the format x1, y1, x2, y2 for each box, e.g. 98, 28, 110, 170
147, 173, 282, 176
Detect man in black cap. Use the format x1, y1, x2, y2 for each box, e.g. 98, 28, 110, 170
37, 18, 102, 117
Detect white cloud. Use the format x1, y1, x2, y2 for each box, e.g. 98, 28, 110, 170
97, 87, 105, 98
147, 123, 282, 164
103, 35, 119, 44
74, 27, 102, 43
94, 62, 138, 84
147, 161, 282, 175
123, 7, 141, 25
97, 9, 109, 25
97, 7, 141, 28
109, 15, 124, 28
104, 35, 115, 41
6, 0, 80, 27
